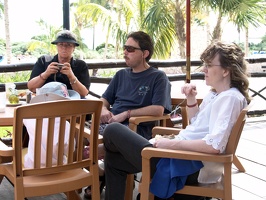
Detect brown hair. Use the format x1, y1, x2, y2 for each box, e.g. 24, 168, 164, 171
200, 40, 251, 104
127, 31, 154, 62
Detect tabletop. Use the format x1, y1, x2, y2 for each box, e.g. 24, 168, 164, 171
0, 102, 26, 126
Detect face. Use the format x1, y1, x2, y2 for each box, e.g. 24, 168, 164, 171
202, 54, 229, 89
123, 37, 146, 68
56, 42, 75, 58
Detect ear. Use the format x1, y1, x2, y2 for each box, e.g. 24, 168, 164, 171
142, 50, 149, 59
223, 69, 230, 77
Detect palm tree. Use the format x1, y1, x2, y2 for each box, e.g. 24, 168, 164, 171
193, 0, 266, 43
72, 0, 176, 59
228, 0, 266, 56
143, 0, 183, 59
27, 19, 61, 55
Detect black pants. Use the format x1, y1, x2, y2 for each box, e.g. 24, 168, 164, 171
103, 122, 202, 200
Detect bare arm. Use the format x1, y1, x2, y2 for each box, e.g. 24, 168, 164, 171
154, 139, 220, 154
181, 83, 199, 121
27, 62, 89, 97
130, 105, 164, 117
60, 62, 88, 97
100, 98, 113, 123
107, 104, 164, 124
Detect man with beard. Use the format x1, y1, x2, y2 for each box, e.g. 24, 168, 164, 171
83, 31, 172, 199
99, 31, 171, 139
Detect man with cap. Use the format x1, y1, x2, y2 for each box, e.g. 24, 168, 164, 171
27, 30, 90, 98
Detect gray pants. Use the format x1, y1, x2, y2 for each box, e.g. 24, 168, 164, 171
103, 122, 153, 200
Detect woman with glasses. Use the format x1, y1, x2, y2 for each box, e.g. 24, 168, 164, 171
102, 41, 251, 200
27, 30, 90, 98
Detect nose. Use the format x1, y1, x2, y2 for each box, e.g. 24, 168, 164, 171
201, 66, 207, 73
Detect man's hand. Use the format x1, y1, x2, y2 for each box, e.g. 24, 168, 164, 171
108, 111, 128, 123
100, 107, 114, 123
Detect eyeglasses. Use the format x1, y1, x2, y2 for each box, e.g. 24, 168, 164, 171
123, 45, 142, 53
203, 63, 222, 69
57, 43, 74, 48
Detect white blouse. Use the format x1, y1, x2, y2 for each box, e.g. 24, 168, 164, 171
177, 88, 247, 183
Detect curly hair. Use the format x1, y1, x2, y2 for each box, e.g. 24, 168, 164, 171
200, 40, 251, 104
127, 31, 154, 62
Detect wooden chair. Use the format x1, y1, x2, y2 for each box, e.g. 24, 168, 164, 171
124, 98, 202, 200
0, 99, 102, 200
139, 105, 250, 200
168, 98, 203, 129
164, 98, 245, 173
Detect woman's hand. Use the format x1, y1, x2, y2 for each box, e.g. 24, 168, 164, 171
42, 62, 61, 78
153, 138, 179, 149
181, 83, 197, 98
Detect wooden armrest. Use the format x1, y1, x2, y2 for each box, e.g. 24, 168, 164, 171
141, 147, 233, 163
152, 126, 181, 137
0, 140, 14, 157
75, 123, 103, 144
129, 115, 170, 125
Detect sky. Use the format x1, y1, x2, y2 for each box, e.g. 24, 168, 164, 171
1, 0, 266, 45
0, 0, 67, 42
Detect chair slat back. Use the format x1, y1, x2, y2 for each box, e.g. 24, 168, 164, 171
225, 106, 249, 154
12, 99, 102, 177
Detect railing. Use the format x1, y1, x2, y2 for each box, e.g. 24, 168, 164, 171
1, 58, 266, 115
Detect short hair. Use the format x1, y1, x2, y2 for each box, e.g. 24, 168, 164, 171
127, 31, 154, 62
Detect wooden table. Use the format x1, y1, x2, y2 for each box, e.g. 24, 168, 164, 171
0, 102, 26, 126
0, 106, 16, 126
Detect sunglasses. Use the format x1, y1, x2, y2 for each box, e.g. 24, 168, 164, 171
123, 45, 142, 53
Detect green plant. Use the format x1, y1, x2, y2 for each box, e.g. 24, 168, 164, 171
97, 69, 118, 77
0, 71, 31, 83
0, 127, 12, 137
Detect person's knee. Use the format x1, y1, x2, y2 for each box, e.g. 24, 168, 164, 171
103, 122, 123, 140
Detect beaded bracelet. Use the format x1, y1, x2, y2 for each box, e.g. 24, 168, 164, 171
186, 102, 198, 108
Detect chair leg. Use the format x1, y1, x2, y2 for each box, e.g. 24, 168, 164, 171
0, 175, 4, 184
125, 174, 134, 200
233, 155, 245, 172
65, 190, 81, 200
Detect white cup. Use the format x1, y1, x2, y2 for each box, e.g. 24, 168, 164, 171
0, 92, 6, 113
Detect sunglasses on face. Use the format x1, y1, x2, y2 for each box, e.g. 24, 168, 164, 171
123, 45, 142, 53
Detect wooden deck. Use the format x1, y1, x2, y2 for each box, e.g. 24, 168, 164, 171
231, 116, 266, 199
0, 116, 266, 200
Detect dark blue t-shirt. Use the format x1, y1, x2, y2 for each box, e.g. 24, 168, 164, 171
102, 67, 171, 139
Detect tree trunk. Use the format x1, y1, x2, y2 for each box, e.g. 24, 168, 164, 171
4, 0, 11, 64
245, 27, 249, 57
212, 11, 223, 41
175, 0, 186, 72
174, 0, 186, 58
